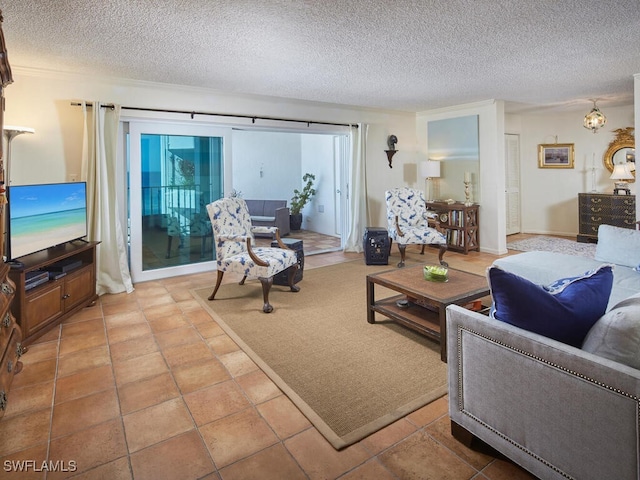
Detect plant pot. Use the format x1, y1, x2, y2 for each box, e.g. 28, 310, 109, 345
290, 213, 303, 231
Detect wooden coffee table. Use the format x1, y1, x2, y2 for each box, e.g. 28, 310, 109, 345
366, 264, 490, 362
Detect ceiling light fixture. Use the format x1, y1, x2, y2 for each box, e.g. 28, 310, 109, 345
583, 100, 607, 133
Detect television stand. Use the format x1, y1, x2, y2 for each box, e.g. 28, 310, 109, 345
8, 241, 100, 345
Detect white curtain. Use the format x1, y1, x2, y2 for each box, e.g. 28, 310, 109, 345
81, 102, 134, 295
344, 123, 369, 252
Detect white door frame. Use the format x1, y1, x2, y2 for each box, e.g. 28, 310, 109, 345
127, 120, 232, 283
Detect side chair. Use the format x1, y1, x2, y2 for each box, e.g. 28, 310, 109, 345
206, 197, 300, 313
385, 187, 448, 268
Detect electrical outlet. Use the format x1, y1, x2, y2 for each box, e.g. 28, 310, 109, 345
318, 205, 325, 213
69, 173, 78, 182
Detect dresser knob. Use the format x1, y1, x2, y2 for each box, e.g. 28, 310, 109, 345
16, 343, 25, 358
1, 283, 14, 295
0, 391, 6, 410
2, 313, 10, 328
7, 361, 12, 373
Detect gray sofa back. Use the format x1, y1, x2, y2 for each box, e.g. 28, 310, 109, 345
244, 199, 290, 236
447, 304, 640, 480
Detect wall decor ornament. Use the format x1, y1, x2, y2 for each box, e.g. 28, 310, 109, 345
538, 143, 575, 169
385, 134, 398, 168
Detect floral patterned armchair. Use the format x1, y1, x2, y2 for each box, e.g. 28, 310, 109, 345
206, 197, 300, 313
385, 187, 447, 268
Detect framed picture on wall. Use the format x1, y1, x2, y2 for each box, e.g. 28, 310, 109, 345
538, 143, 575, 168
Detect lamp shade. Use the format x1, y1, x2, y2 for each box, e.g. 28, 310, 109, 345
610, 163, 634, 180
419, 160, 441, 178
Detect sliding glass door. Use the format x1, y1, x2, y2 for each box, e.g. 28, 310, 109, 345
128, 122, 231, 282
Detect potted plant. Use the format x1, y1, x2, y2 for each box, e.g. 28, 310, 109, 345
290, 173, 316, 230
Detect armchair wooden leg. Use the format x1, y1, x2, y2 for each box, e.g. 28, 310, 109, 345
420, 245, 426, 255
208, 270, 225, 300
397, 245, 406, 268
438, 244, 448, 267
288, 265, 301, 293
239, 276, 247, 285
259, 277, 274, 313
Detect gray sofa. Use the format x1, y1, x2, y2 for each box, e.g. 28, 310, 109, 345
447, 225, 640, 480
244, 199, 290, 237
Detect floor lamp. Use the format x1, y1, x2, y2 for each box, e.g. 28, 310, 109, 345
420, 160, 440, 202
3, 125, 34, 261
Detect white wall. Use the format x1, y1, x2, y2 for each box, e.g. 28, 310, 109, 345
417, 101, 506, 255
507, 104, 635, 236
231, 130, 301, 200
3, 68, 417, 239
300, 134, 336, 234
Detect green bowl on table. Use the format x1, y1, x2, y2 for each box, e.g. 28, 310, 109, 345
423, 264, 448, 282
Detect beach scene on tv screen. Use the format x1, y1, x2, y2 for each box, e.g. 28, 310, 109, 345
9, 183, 87, 259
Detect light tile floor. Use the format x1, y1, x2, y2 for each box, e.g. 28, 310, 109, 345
0, 239, 538, 479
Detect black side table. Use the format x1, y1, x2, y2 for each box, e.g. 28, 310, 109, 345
271, 238, 304, 285
363, 227, 390, 265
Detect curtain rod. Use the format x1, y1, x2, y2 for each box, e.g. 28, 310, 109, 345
71, 102, 358, 129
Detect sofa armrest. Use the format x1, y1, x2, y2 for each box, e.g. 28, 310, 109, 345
446, 305, 640, 480
274, 206, 290, 236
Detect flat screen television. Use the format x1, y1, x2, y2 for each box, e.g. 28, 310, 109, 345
7, 182, 88, 261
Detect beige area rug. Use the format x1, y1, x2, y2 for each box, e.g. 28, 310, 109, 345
191, 258, 449, 450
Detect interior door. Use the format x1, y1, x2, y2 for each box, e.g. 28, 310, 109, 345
128, 121, 231, 282
505, 134, 521, 235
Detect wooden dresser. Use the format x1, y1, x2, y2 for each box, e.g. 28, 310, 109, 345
577, 193, 636, 243
0, 9, 23, 420
0, 264, 22, 418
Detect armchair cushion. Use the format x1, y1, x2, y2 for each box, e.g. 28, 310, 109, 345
487, 264, 613, 347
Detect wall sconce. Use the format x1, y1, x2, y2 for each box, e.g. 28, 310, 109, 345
610, 162, 633, 195
419, 160, 440, 201
583, 100, 607, 133
385, 135, 398, 168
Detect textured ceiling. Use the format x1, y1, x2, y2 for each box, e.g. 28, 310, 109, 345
2, 1, 639, 113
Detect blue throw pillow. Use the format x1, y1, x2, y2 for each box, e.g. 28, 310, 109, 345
487, 264, 613, 347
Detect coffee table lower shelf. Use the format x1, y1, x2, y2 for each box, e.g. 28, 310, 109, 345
370, 295, 441, 344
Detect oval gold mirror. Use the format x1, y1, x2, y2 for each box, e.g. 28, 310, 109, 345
603, 127, 635, 183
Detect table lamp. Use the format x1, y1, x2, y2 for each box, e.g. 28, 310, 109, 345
420, 160, 440, 202
609, 162, 633, 195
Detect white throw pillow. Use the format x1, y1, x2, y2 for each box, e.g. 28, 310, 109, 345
582, 293, 640, 369
595, 225, 640, 268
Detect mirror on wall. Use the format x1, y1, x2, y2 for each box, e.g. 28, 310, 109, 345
427, 115, 480, 202
603, 127, 635, 183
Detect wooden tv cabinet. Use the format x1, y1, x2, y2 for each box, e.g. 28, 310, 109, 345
8, 241, 100, 345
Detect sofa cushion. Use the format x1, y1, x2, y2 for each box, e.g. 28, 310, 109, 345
493, 251, 640, 311
582, 292, 640, 369
595, 224, 640, 269
487, 264, 613, 347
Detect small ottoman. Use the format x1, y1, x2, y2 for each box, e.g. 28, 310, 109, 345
271, 238, 304, 285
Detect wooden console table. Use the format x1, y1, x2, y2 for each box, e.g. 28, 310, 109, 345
366, 264, 490, 362
426, 201, 479, 254
9, 241, 100, 345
